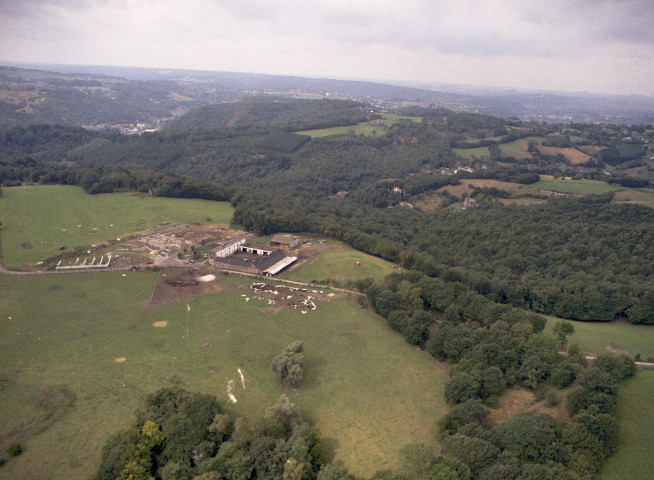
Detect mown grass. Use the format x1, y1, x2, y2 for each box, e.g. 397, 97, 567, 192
0, 185, 234, 269
532, 177, 621, 195
543, 316, 654, 360
0, 271, 448, 479
600, 370, 654, 480
297, 113, 421, 138
453, 141, 526, 157
612, 188, 654, 208
280, 245, 399, 284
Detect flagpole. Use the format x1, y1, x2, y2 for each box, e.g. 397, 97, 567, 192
186, 304, 190, 346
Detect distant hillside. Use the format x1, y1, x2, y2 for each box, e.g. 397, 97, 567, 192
3, 63, 654, 125
165, 97, 377, 130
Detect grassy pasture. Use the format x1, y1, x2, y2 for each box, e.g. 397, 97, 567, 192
280, 241, 399, 284
600, 370, 654, 480
297, 113, 421, 138
543, 316, 654, 360
537, 145, 592, 164
0, 185, 234, 269
612, 188, 654, 208
0, 271, 448, 479
454, 141, 527, 157
532, 176, 622, 195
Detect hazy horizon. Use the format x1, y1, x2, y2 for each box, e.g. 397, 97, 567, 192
2, 1, 654, 97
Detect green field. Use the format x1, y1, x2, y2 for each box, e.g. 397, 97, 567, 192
544, 316, 654, 360
280, 243, 399, 284
532, 177, 622, 195
0, 271, 448, 479
612, 188, 654, 208
601, 370, 654, 480
0, 185, 234, 269
454, 141, 526, 157
297, 113, 421, 138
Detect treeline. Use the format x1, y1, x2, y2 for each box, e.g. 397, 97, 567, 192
358, 269, 636, 480
0, 156, 233, 201
95, 388, 352, 480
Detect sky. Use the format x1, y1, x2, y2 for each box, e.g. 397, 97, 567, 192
1, 0, 653, 96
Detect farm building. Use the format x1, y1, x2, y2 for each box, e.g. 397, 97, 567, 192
211, 248, 297, 276
463, 197, 478, 209
209, 237, 247, 258
270, 235, 299, 250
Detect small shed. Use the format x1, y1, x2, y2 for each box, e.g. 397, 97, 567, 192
270, 235, 299, 250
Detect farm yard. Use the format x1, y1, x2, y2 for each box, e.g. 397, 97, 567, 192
0, 269, 449, 479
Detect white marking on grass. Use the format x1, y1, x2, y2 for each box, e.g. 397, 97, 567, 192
238, 369, 246, 389
227, 379, 238, 403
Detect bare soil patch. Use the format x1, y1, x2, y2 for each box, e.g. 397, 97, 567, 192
20, 242, 33, 249
607, 342, 630, 356
152, 321, 168, 328
114, 357, 126, 363
146, 269, 229, 308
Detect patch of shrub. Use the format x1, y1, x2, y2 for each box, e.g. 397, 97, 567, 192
6, 443, 23, 456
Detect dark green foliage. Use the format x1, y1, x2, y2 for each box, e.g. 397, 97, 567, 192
598, 141, 647, 166
419, 458, 472, 480
271, 341, 305, 387
257, 132, 311, 153
97, 389, 322, 480
439, 399, 489, 435
493, 414, 558, 463
440, 434, 500, 476
138, 387, 221, 464
0, 156, 233, 201
477, 452, 521, 480
573, 411, 619, 456
316, 462, 356, 480
552, 320, 575, 345
264, 394, 305, 433
593, 354, 636, 380
445, 372, 482, 404
516, 462, 568, 480
5, 443, 23, 456
166, 97, 374, 131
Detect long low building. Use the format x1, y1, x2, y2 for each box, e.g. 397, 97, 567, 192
209, 237, 247, 258
211, 246, 297, 276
